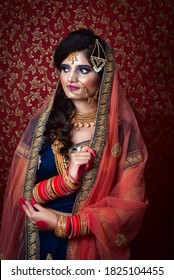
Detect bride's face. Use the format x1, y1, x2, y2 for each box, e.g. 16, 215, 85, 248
60, 50, 101, 102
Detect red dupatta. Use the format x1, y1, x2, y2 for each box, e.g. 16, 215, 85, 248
67, 47, 148, 259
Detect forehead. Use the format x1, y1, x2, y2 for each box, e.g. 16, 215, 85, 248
62, 50, 91, 65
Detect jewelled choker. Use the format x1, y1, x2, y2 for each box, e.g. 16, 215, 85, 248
71, 111, 97, 129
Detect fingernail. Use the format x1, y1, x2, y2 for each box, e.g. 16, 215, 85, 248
84, 164, 89, 171
31, 197, 37, 205
19, 198, 27, 205
91, 150, 97, 158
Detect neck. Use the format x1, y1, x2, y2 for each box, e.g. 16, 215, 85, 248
72, 100, 98, 114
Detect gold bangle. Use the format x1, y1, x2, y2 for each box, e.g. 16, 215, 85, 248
46, 177, 58, 199
63, 172, 80, 191
80, 214, 89, 236
33, 184, 45, 204
55, 214, 67, 238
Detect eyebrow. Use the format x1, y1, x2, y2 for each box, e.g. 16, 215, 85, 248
61, 63, 92, 69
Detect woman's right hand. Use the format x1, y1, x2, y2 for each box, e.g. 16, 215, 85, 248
68, 146, 97, 183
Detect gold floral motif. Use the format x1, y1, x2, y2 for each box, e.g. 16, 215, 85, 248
116, 233, 127, 247
111, 143, 122, 158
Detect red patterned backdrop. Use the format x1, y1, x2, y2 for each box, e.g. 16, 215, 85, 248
0, 0, 174, 259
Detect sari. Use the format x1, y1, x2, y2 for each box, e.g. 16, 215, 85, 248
0, 45, 148, 260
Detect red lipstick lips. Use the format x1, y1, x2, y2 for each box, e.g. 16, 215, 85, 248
68, 85, 79, 91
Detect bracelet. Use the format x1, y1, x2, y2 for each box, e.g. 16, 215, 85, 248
66, 166, 81, 184
55, 213, 89, 239
55, 214, 70, 238
33, 173, 79, 204
63, 171, 80, 191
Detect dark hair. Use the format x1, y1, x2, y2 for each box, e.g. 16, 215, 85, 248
43, 29, 107, 155
54, 28, 107, 70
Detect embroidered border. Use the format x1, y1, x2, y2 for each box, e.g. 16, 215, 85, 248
124, 150, 143, 169
23, 97, 55, 260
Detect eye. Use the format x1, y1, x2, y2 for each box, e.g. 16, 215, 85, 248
60, 64, 70, 73
78, 67, 92, 74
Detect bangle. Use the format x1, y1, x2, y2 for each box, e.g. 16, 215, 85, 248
63, 171, 80, 191
46, 177, 58, 199
66, 167, 81, 184
54, 213, 89, 239
33, 173, 79, 204
55, 214, 69, 238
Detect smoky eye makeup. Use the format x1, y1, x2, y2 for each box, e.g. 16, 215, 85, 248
60, 64, 70, 72
77, 65, 93, 74
60, 63, 93, 75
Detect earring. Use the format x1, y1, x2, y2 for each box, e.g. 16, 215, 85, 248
90, 39, 107, 73
81, 86, 88, 96
88, 88, 99, 103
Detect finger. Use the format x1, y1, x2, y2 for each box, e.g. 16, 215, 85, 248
81, 146, 97, 157
32, 203, 43, 212
25, 200, 36, 213
21, 203, 32, 219
24, 200, 40, 218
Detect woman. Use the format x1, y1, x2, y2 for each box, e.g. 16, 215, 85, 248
0, 28, 148, 260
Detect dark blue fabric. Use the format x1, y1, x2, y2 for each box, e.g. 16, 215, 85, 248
36, 143, 76, 259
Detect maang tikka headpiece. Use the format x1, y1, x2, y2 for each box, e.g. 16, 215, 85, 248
90, 39, 107, 73
68, 51, 79, 64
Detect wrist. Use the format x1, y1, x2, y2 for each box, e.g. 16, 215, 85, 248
66, 166, 81, 184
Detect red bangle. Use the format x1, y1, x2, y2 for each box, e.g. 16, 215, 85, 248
66, 167, 81, 184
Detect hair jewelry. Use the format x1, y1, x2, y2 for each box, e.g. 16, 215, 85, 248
90, 39, 107, 73
68, 51, 79, 64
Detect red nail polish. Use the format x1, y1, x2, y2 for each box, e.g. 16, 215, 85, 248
92, 150, 97, 158
19, 198, 26, 206
31, 197, 37, 205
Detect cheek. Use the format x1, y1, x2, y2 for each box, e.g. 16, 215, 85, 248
83, 76, 100, 91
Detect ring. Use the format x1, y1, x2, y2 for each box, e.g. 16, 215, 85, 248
76, 145, 81, 152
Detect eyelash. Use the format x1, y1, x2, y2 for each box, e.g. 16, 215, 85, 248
60, 65, 91, 74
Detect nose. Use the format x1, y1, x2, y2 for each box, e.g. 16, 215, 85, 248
67, 71, 78, 83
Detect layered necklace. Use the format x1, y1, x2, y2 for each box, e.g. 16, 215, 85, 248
71, 111, 97, 130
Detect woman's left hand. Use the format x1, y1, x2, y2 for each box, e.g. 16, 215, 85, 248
20, 199, 57, 231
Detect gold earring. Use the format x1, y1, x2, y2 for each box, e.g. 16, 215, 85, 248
81, 86, 88, 96
88, 88, 99, 103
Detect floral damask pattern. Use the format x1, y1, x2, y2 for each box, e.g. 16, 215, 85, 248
0, 0, 174, 259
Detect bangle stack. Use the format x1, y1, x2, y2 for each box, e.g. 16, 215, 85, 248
33, 173, 80, 204
55, 214, 89, 239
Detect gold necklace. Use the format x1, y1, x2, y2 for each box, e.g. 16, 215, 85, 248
71, 111, 97, 129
